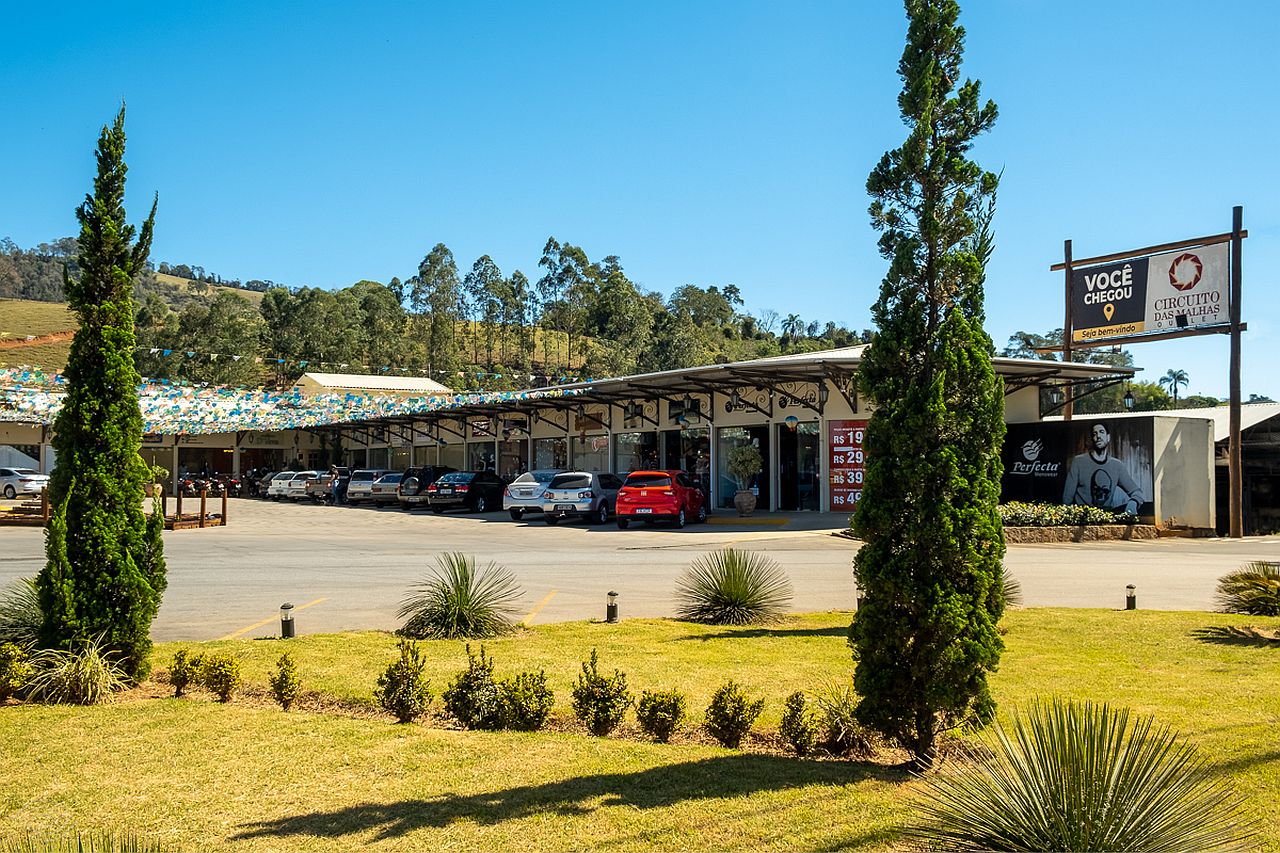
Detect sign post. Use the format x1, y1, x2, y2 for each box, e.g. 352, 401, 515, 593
1047, 210, 1247, 535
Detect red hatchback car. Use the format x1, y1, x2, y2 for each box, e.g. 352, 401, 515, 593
615, 470, 707, 529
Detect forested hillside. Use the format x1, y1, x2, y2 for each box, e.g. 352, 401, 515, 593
1, 236, 870, 388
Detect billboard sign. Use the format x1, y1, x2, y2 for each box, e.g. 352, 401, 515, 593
1001, 419, 1154, 517
1071, 243, 1228, 343
828, 419, 868, 510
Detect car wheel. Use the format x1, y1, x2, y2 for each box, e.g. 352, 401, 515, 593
2, 485, 14, 500
509, 509, 523, 521
697, 503, 707, 523
431, 506, 444, 514
596, 502, 609, 524
474, 496, 487, 513
616, 518, 630, 530
546, 515, 559, 526
675, 509, 686, 529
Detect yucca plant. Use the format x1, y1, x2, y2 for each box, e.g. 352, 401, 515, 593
1215, 561, 1280, 616
1000, 567, 1023, 609
675, 548, 792, 625
398, 553, 523, 639
908, 697, 1254, 852
813, 681, 875, 758
24, 639, 128, 705
0, 577, 41, 645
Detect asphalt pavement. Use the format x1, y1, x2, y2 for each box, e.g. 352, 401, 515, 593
2, 498, 1277, 641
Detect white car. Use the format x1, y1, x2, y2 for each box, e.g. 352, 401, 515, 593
502, 469, 561, 520
265, 472, 296, 501
369, 472, 403, 506
0, 467, 49, 499
345, 469, 389, 504
282, 471, 320, 501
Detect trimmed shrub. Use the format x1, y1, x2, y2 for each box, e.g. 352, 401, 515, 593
199, 653, 242, 703
675, 548, 792, 625
571, 649, 632, 736
908, 698, 1254, 851
814, 681, 875, 758
0, 642, 33, 701
0, 577, 41, 645
270, 652, 302, 711
779, 691, 818, 756
167, 649, 201, 698
24, 639, 128, 705
442, 644, 504, 730
704, 680, 764, 749
397, 553, 522, 639
499, 670, 555, 732
999, 501, 1137, 527
1215, 561, 1280, 616
636, 689, 687, 743
375, 639, 432, 724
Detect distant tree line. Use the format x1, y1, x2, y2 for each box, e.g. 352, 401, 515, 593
4, 236, 871, 389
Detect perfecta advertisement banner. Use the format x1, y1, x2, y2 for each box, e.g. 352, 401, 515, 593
1071, 242, 1228, 343
1001, 419, 1154, 517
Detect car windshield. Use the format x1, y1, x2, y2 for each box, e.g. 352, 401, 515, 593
549, 474, 591, 490
438, 473, 475, 484
377, 474, 402, 484
13, 469, 40, 476
625, 474, 671, 488
351, 471, 379, 481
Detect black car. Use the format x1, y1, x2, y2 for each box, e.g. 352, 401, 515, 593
398, 465, 457, 510
427, 470, 504, 514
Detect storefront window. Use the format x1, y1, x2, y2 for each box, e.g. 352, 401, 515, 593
413, 445, 436, 466
534, 437, 567, 470
571, 435, 610, 473
467, 441, 496, 472
391, 447, 411, 472
497, 439, 528, 479
715, 426, 769, 510
439, 443, 464, 471
777, 421, 820, 511
614, 432, 659, 473
662, 428, 710, 497
366, 448, 390, 470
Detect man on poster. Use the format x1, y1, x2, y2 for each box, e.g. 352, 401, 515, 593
1062, 422, 1143, 514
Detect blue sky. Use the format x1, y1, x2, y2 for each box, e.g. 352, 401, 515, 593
2, 1, 1276, 399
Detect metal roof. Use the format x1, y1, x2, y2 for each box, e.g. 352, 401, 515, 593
1048, 402, 1280, 444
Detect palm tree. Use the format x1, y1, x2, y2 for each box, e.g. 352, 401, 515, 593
1160, 369, 1190, 404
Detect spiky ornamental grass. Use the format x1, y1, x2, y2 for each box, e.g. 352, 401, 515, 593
23, 638, 128, 706
0, 577, 41, 645
1215, 561, 1280, 616
674, 548, 792, 625
908, 698, 1254, 852
397, 552, 523, 640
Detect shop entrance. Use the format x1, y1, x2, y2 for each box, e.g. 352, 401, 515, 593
777, 421, 820, 511
662, 428, 710, 497
715, 426, 769, 510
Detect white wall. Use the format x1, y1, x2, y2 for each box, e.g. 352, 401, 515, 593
1153, 416, 1215, 529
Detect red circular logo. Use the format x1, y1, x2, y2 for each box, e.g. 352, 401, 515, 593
1168, 252, 1203, 291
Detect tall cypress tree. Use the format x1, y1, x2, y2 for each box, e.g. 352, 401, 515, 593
850, 0, 1005, 770
38, 107, 166, 682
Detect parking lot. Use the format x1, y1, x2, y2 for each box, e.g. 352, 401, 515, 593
3, 497, 1279, 640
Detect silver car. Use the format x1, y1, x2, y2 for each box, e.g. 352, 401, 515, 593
369, 472, 403, 506
540, 471, 623, 525
503, 469, 561, 521
345, 469, 389, 504
0, 467, 49, 499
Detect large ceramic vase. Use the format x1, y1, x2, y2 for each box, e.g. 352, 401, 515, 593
734, 489, 757, 517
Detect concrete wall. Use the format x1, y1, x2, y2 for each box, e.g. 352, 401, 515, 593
1153, 416, 1216, 529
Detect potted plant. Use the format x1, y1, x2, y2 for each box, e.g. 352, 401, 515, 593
727, 443, 763, 517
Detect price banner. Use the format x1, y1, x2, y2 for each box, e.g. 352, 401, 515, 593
828, 419, 868, 510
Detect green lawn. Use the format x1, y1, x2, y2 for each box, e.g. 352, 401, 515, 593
0, 609, 1276, 851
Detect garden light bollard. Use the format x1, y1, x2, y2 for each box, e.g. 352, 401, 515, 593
280, 602, 295, 638
1126, 584, 1137, 611
606, 591, 619, 623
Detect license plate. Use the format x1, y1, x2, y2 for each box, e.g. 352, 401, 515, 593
636, 507, 653, 514
441, 487, 453, 494
554, 504, 575, 511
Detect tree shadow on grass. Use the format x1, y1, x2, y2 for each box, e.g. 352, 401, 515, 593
233, 753, 906, 844
1190, 625, 1280, 648
672, 625, 851, 641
